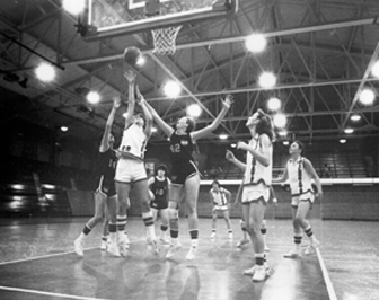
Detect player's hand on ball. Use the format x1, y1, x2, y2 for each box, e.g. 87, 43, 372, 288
221, 94, 232, 109
124, 70, 135, 82
226, 150, 235, 162
237, 141, 247, 150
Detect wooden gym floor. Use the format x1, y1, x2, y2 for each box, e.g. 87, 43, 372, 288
0, 217, 377, 300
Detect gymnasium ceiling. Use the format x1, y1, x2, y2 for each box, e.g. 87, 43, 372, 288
1, 0, 379, 145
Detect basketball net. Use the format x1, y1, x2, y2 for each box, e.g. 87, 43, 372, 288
151, 26, 182, 55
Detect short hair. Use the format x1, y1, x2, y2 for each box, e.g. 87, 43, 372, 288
156, 164, 168, 175
212, 180, 220, 187
255, 109, 275, 141
292, 140, 304, 153
186, 117, 195, 133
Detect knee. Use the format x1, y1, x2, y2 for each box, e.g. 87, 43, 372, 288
247, 223, 260, 236
294, 216, 304, 225
186, 203, 196, 215
93, 215, 103, 223
168, 206, 178, 220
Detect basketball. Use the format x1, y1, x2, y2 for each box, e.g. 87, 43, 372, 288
123, 46, 141, 66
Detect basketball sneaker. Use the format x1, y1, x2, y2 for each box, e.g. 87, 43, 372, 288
252, 265, 266, 282
305, 237, 320, 255
74, 237, 84, 257
107, 241, 121, 257
264, 245, 271, 253
244, 263, 272, 276
124, 233, 130, 250
100, 239, 108, 250
185, 247, 197, 261
228, 231, 233, 240
211, 231, 216, 240
283, 247, 302, 258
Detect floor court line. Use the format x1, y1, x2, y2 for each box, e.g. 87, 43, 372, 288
0, 247, 98, 266
316, 247, 338, 300
0, 285, 111, 300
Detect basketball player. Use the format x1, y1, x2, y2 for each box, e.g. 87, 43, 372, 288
234, 181, 276, 251
209, 180, 233, 240
148, 165, 170, 244
74, 96, 120, 257
273, 140, 322, 257
146, 95, 232, 260
114, 70, 157, 255
226, 109, 274, 282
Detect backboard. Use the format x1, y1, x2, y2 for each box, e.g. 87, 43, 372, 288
79, 0, 238, 41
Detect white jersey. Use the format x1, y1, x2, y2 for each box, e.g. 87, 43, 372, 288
287, 156, 312, 196
243, 134, 273, 187
210, 187, 229, 206
119, 124, 146, 159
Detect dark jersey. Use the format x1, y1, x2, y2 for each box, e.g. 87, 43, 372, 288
150, 176, 169, 203
96, 148, 117, 185
169, 132, 195, 168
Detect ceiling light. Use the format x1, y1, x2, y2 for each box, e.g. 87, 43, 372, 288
371, 60, 379, 78
273, 113, 286, 127
219, 134, 228, 140
245, 34, 267, 53
87, 91, 100, 104
359, 88, 375, 106
63, 0, 85, 15
258, 72, 276, 89
164, 80, 181, 98
186, 104, 202, 117
35, 63, 55, 82
344, 128, 354, 134
267, 97, 281, 111
350, 115, 361, 122
340, 139, 346, 144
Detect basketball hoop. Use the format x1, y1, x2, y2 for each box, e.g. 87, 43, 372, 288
151, 26, 182, 55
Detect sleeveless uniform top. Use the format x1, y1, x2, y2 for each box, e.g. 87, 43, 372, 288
119, 123, 146, 160
210, 187, 229, 206
288, 156, 312, 196
169, 132, 196, 173
243, 134, 273, 187
150, 176, 169, 203
96, 148, 117, 185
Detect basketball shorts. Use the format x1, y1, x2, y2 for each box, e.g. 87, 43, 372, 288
213, 205, 229, 212
115, 159, 147, 183
150, 199, 168, 210
171, 161, 198, 185
291, 191, 315, 208
241, 183, 269, 204
95, 177, 116, 197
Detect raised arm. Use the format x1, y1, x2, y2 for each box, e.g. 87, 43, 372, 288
100, 96, 120, 152
304, 158, 323, 199
191, 95, 232, 142
136, 86, 153, 140
144, 101, 174, 138
123, 70, 136, 128
226, 150, 246, 172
